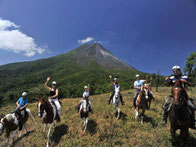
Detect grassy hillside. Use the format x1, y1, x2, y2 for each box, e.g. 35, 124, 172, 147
0, 87, 195, 147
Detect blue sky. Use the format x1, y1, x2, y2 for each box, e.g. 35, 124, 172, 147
0, 0, 195, 75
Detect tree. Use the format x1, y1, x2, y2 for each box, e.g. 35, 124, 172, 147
156, 69, 160, 92
184, 52, 196, 77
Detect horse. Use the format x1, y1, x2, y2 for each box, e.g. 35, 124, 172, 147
0, 109, 36, 146
144, 83, 154, 109
111, 86, 121, 119
168, 80, 191, 146
36, 97, 61, 147
135, 85, 148, 123
79, 98, 89, 132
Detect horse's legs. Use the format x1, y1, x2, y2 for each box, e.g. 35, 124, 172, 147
24, 123, 28, 133
117, 105, 120, 119
12, 130, 17, 144
84, 117, 88, 132
19, 124, 25, 137
46, 122, 53, 147
171, 127, 177, 146
135, 107, 139, 119
5, 136, 9, 146
141, 106, 146, 124
43, 123, 47, 133
180, 128, 188, 146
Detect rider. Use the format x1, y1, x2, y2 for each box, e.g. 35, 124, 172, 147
162, 65, 196, 129
15, 92, 29, 130
77, 85, 93, 113
108, 75, 124, 105
45, 77, 61, 122
133, 74, 146, 109
144, 75, 154, 99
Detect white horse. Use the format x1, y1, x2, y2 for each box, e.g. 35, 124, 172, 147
0, 109, 36, 146
79, 99, 89, 132
111, 87, 121, 119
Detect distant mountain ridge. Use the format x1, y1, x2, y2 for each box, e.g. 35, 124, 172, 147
0, 43, 148, 103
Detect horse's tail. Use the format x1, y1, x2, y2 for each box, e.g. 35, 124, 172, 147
26, 109, 37, 125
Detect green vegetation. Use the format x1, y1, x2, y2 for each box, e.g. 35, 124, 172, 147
0, 47, 165, 104
0, 87, 195, 146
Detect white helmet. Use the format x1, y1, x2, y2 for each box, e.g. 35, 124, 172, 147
114, 78, 117, 81
136, 74, 140, 78
172, 65, 180, 70
22, 92, 27, 97
84, 85, 88, 89
52, 81, 57, 85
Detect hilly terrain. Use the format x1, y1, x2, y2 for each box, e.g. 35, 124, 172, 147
0, 43, 164, 104
0, 87, 195, 147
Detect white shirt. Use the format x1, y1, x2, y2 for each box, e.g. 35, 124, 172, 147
83, 91, 89, 98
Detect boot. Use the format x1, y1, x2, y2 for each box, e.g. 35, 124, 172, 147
56, 114, 61, 122
120, 95, 125, 105
162, 109, 168, 126
108, 96, 112, 105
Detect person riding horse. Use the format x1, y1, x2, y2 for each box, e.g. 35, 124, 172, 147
133, 74, 147, 109
15, 92, 29, 130
77, 85, 93, 113
162, 65, 196, 129
108, 75, 124, 105
144, 75, 154, 99
45, 77, 61, 122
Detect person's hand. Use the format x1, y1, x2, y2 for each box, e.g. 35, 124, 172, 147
109, 75, 112, 79
47, 77, 50, 81
165, 77, 169, 81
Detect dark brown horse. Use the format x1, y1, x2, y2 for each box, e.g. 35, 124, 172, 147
135, 86, 148, 123
144, 83, 154, 109
168, 80, 191, 146
36, 97, 61, 147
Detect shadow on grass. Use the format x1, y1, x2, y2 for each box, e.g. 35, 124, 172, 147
11, 130, 35, 147
169, 134, 196, 147
87, 119, 97, 135
144, 115, 158, 128
119, 112, 128, 121
51, 124, 68, 146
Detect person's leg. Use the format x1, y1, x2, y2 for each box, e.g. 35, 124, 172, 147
162, 96, 173, 125
119, 93, 124, 105
108, 91, 114, 104
187, 98, 196, 129
133, 91, 139, 109
54, 99, 61, 122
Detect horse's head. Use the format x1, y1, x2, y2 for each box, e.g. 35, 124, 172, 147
35, 96, 47, 117
114, 87, 120, 98
172, 80, 186, 105
0, 119, 4, 136
81, 99, 88, 113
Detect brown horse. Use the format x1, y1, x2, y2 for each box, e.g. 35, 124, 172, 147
135, 86, 148, 123
168, 80, 191, 146
36, 97, 61, 147
144, 83, 154, 109
0, 109, 36, 146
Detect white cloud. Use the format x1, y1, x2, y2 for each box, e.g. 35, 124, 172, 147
78, 37, 94, 44
0, 18, 46, 57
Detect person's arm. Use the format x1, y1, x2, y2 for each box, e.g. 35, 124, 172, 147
45, 77, 52, 91
180, 79, 192, 86
20, 104, 28, 110
16, 101, 20, 108
88, 84, 90, 92
118, 83, 120, 89
49, 89, 58, 99
134, 81, 141, 90
109, 75, 115, 85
